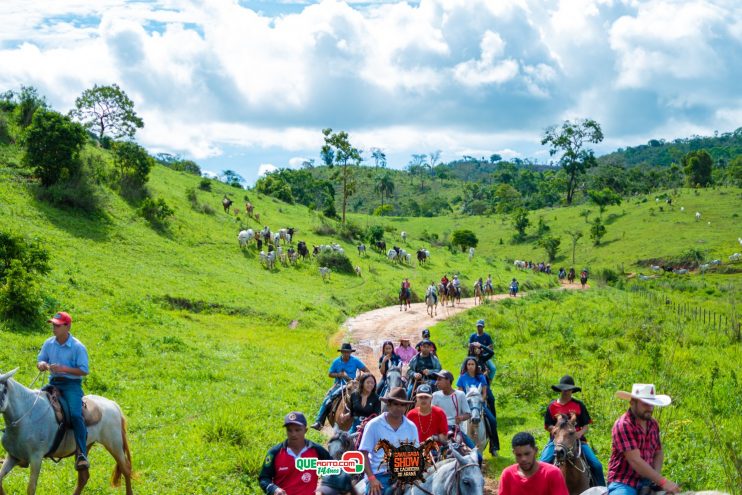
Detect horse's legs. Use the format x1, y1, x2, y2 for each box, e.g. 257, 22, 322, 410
0, 455, 19, 495
26, 456, 42, 495
72, 468, 90, 495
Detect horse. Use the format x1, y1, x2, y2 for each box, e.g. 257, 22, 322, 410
327, 380, 358, 432
425, 291, 437, 317
245, 202, 254, 217
417, 249, 427, 265
399, 287, 411, 311
380, 366, 405, 412
472, 283, 483, 306
552, 413, 590, 495
405, 447, 483, 495
483, 281, 493, 300
568, 268, 576, 283
460, 385, 488, 454
221, 196, 232, 213
446, 284, 459, 307
357, 244, 366, 256
0, 368, 133, 495
578, 490, 729, 495
438, 284, 448, 307
580, 271, 588, 288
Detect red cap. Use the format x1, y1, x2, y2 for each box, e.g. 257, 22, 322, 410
48, 311, 72, 325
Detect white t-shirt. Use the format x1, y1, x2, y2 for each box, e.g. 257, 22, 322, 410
358, 413, 419, 475
432, 390, 470, 426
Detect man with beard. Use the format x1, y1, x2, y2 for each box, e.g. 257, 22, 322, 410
497, 432, 569, 495
607, 384, 681, 494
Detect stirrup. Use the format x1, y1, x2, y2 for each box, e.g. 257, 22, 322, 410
75, 454, 89, 471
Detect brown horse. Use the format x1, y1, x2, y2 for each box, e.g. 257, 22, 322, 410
446, 283, 459, 307
438, 283, 448, 307
399, 288, 411, 311
473, 283, 483, 306
327, 380, 358, 431
553, 413, 590, 495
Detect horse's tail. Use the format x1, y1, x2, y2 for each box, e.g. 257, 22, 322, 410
112, 414, 134, 487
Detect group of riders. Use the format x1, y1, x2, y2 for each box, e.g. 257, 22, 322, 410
402, 274, 523, 305
260, 311, 684, 495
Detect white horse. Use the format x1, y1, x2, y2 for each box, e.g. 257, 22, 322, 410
405, 448, 483, 495
460, 385, 488, 453
514, 260, 526, 269
387, 249, 397, 261
0, 368, 133, 495
425, 290, 437, 317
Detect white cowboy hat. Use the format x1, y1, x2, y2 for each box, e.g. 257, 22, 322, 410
615, 384, 672, 407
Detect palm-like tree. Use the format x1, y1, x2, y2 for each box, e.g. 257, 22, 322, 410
374, 172, 395, 209
371, 148, 387, 168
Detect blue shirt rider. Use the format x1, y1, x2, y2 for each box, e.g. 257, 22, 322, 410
311, 343, 369, 431
468, 319, 496, 382
37, 311, 91, 471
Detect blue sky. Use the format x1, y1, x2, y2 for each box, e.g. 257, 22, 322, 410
1, 0, 740, 184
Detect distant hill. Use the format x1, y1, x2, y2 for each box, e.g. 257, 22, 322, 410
598, 127, 742, 167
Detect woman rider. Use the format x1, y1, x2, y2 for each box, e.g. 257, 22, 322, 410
348, 373, 381, 433
377, 340, 402, 395
457, 357, 500, 455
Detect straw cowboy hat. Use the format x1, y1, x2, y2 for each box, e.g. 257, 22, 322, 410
615, 384, 672, 407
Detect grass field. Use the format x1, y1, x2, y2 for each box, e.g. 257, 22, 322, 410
1, 160, 740, 493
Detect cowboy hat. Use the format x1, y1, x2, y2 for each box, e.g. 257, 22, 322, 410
551, 375, 582, 393
379, 387, 414, 404
615, 384, 672, 407
337, 343, 357, 353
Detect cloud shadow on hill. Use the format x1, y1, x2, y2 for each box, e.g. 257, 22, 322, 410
31, 195, 113, 242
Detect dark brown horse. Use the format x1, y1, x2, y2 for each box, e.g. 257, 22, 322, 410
446, 283, 459, 307
327, 380, 358, 431
399, 287, 411, 311
552, 413, 590, 495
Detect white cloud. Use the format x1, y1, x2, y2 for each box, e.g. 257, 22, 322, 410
288, 157, 309, 168
257, 163, 278, 177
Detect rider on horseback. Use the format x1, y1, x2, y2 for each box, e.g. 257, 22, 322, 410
509, 278, 519, 297
441, 274, 449, 290
406, 339, 441, 398
377, 341, 402, 396
541, 376, 605, 486
485, 274, 493, 293
37, 311, 90, 471
451, 275, 461, 297
311, 343, 370, 431
415, 328, 438, 355
426, 281, 438, 305
401, 278, 411, 300
469, 320, 496, 382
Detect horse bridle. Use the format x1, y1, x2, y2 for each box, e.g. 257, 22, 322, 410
553, 439, 588, 474
411, 460, 480, 495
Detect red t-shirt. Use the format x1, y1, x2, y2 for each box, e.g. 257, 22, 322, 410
544, 399, 592, 441
497, 462, 569, 495
271, 446, 322, 495
406, 406, 448, 443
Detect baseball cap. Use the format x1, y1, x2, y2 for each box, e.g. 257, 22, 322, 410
416, 384, 433, 397
476, 319, 485, 327
283, 411, 307, 427
48, 312, 72, 325
434, 370, 454, 382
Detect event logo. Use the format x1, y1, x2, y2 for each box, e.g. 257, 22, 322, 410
296, 451, 364, 477
375, 439, 438, 485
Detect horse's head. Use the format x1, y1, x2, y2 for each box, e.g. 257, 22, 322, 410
465, 385, 483, 424
327, 429, 357, 460
552, 413, 579, 462
451, 447, 484, 495
0, 368, 19, 412
386, 366, 404, 389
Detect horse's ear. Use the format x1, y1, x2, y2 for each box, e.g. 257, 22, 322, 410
451, 445, 467, 465
570, 412, 578, 423
0, 368, 19, 382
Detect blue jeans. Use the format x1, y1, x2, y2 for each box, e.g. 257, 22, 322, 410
541, 440, 605, 486
50, 378, 87, 457
483, 406, 500, 452
315, 383, 342, 424
365, 472, 392, 494
485, 361, 496, 382
608, 480, 651, 495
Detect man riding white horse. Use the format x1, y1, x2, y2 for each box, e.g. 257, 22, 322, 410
311, 343, 370, 431
426, 281, 438, 305
37, 311, 90, 471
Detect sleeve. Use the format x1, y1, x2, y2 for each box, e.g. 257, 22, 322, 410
614, 419, 639, 453
549, 466, 570, 495
544, 402, 556, 430
455, 375, 464, 390
258, 447, 279, 494
478, 375, 488, 389
329, 358, 340, 375
435, 409, 449, 436
497, 468, 510, 495
358, 422, 377, 454
37, 340, 49, 363
371, 397, 381, 415
458, 392, 470, 415
468, 334, 475, 343
480, 347, 494, 362
577, 401, 592, 427
75, 342, 90, 374
430, 356, 442, 373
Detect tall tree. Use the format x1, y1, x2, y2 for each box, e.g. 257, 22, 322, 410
541, 119, 603, 205
408, 154, 427, 190
371, 148, 387, 168
682, 149, 713, 187
565, 230, 583, 266
511, 207, 530, 242
70, 83, 144, 140
374, 172, 395, 209
321, 128, 361, 224
428, 150, 441, 176
13, 86, 48, 128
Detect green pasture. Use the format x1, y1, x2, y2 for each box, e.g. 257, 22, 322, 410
1, 161, 740, 493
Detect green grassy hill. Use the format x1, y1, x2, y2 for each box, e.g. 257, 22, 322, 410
1, 143, 740, 493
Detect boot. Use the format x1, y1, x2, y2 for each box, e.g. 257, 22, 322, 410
75, 454, 89, 471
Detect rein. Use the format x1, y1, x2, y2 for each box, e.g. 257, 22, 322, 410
553, 440, 588, 474
10, 373, 51, 427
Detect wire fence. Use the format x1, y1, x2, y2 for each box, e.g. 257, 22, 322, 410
629, 286, 741, 340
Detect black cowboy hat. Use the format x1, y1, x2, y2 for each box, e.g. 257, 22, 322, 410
551, 375, 582, 393
337, 343, 357, 353
379, 386, 414, 404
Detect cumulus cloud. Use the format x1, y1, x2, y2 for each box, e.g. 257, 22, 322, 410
257, 163, 278, 177
0, 0, 738, 177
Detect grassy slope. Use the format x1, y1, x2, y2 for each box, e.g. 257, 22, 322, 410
1, 154, 740, 492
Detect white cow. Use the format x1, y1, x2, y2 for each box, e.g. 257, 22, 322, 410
405, 253, 412, 264
709, 259, 722, 265
387, 249, 398, 261
468, 247, 475, 261
401, 231, 407, 243
729, 253, 741, 262
355, 266, 362, 277
699, 263, 710, 273
514, 260, 527, 269
738, 237, 742, 246
673, 268, 689, 275
237, 229, 254, 248
695, 212, 701, 221
274, 233, 281, 245
319, 266, 331, 281
259, 250, 276, 269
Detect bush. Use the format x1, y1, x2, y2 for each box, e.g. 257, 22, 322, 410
0, 114, 11, 144
139, 197, 174, 229
113, 141, 153, 188
322, 201, 339, 219
0, 259, 43, 324
451, 229, 479, 251
315, 250, 354, 274
0, 231, 51, 280
339, 221, 363, 242
199, 178, 212, 191
23, 110, 87, 187
366, 225, 385, 244
373, 204, 393, 216
313, 223, 337, 236
35, 164, 107, 213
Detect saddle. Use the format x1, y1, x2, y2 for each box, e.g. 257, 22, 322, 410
42, 385, 102, 427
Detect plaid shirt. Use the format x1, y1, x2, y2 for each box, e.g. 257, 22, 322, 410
607, 409, 662, 487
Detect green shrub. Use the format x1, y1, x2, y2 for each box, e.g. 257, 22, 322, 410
139, 197, 174, 229
373, 204, 393, 216
315, 250, 354, 274
0, 114, 11, 144
23, 110, 87, 187
339, 221, 363, 242
0, 259, 43, 324
0, 231, 50, 280
313, 223, 337, 236
202, 418, 247, 446
366, 225, 385, 244
199, 178, 212, 191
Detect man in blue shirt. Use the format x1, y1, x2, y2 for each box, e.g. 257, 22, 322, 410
37, 311, 90, 471
468, 320, 495, 382
311, 343, 369, 431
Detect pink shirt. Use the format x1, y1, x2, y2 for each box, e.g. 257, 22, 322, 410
395, 345, 416, 364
